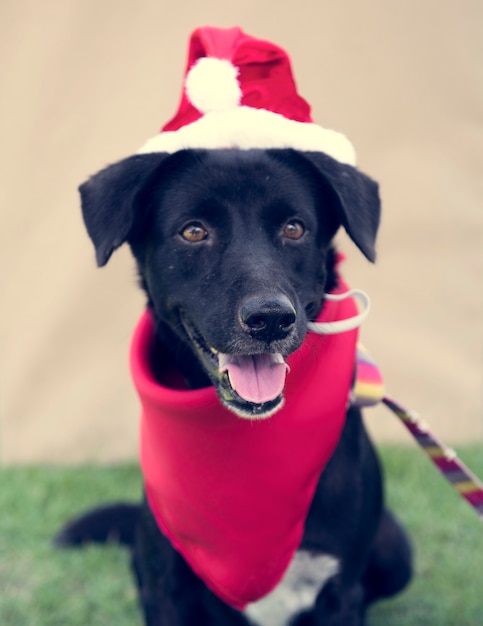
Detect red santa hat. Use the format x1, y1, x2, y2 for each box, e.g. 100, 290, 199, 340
138, 26, 356, 165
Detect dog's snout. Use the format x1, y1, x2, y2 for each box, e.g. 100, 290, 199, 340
239, 295, 296, 341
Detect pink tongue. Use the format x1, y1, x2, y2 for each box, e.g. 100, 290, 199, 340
219, 353, 288, 404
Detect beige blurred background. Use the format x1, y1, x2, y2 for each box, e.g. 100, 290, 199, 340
1, 0, 482, 464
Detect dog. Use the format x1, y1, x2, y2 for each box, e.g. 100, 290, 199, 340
56, 27, 412, 626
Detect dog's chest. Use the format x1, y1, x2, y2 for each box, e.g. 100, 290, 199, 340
244, 550, 340, 626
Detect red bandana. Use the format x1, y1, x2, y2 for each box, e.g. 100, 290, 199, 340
130, 280, 358, 609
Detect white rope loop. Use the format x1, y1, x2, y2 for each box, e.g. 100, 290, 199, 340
307, 289, 371, 335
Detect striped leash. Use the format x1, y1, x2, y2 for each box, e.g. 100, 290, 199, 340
381, 396, 483, 522
351, 344, 483, 523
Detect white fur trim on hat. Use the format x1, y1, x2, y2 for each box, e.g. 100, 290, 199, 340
185, 57, 242, 114
138, 107, 357, 165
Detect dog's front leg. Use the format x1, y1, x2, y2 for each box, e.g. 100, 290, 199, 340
311, 576, 366, 626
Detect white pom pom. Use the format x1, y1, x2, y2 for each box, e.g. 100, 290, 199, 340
185, 57, 242, 114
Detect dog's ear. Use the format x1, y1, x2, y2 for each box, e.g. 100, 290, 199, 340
79, 153, 170, 267
298, 151, 381, 262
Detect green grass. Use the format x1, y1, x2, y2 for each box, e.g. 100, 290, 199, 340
1, 446, 482, 625
369, 446, 483, 626
0, 465, 143, 626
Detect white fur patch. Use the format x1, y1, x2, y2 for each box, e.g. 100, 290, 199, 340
244, 550, 340, 626
138, 106, 356, 165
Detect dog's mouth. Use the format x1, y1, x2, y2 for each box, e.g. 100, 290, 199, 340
180, 315, 289, 419
218, 353, 289, 417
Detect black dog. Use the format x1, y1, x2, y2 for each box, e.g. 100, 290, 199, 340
56, 148, 412, 626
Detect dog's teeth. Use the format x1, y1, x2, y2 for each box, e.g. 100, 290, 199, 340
210, 347, 219, 356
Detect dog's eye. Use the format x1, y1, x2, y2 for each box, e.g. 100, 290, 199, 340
180, 222, 208, 243
283, 220, 305, 240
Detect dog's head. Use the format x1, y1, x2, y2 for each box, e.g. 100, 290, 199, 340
80, 148, 380, 418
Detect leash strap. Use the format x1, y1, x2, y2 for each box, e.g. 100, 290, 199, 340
381, 396, 483, 522
351, 344, 483, 522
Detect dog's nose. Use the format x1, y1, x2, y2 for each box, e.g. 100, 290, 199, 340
239, 295, 296, 342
